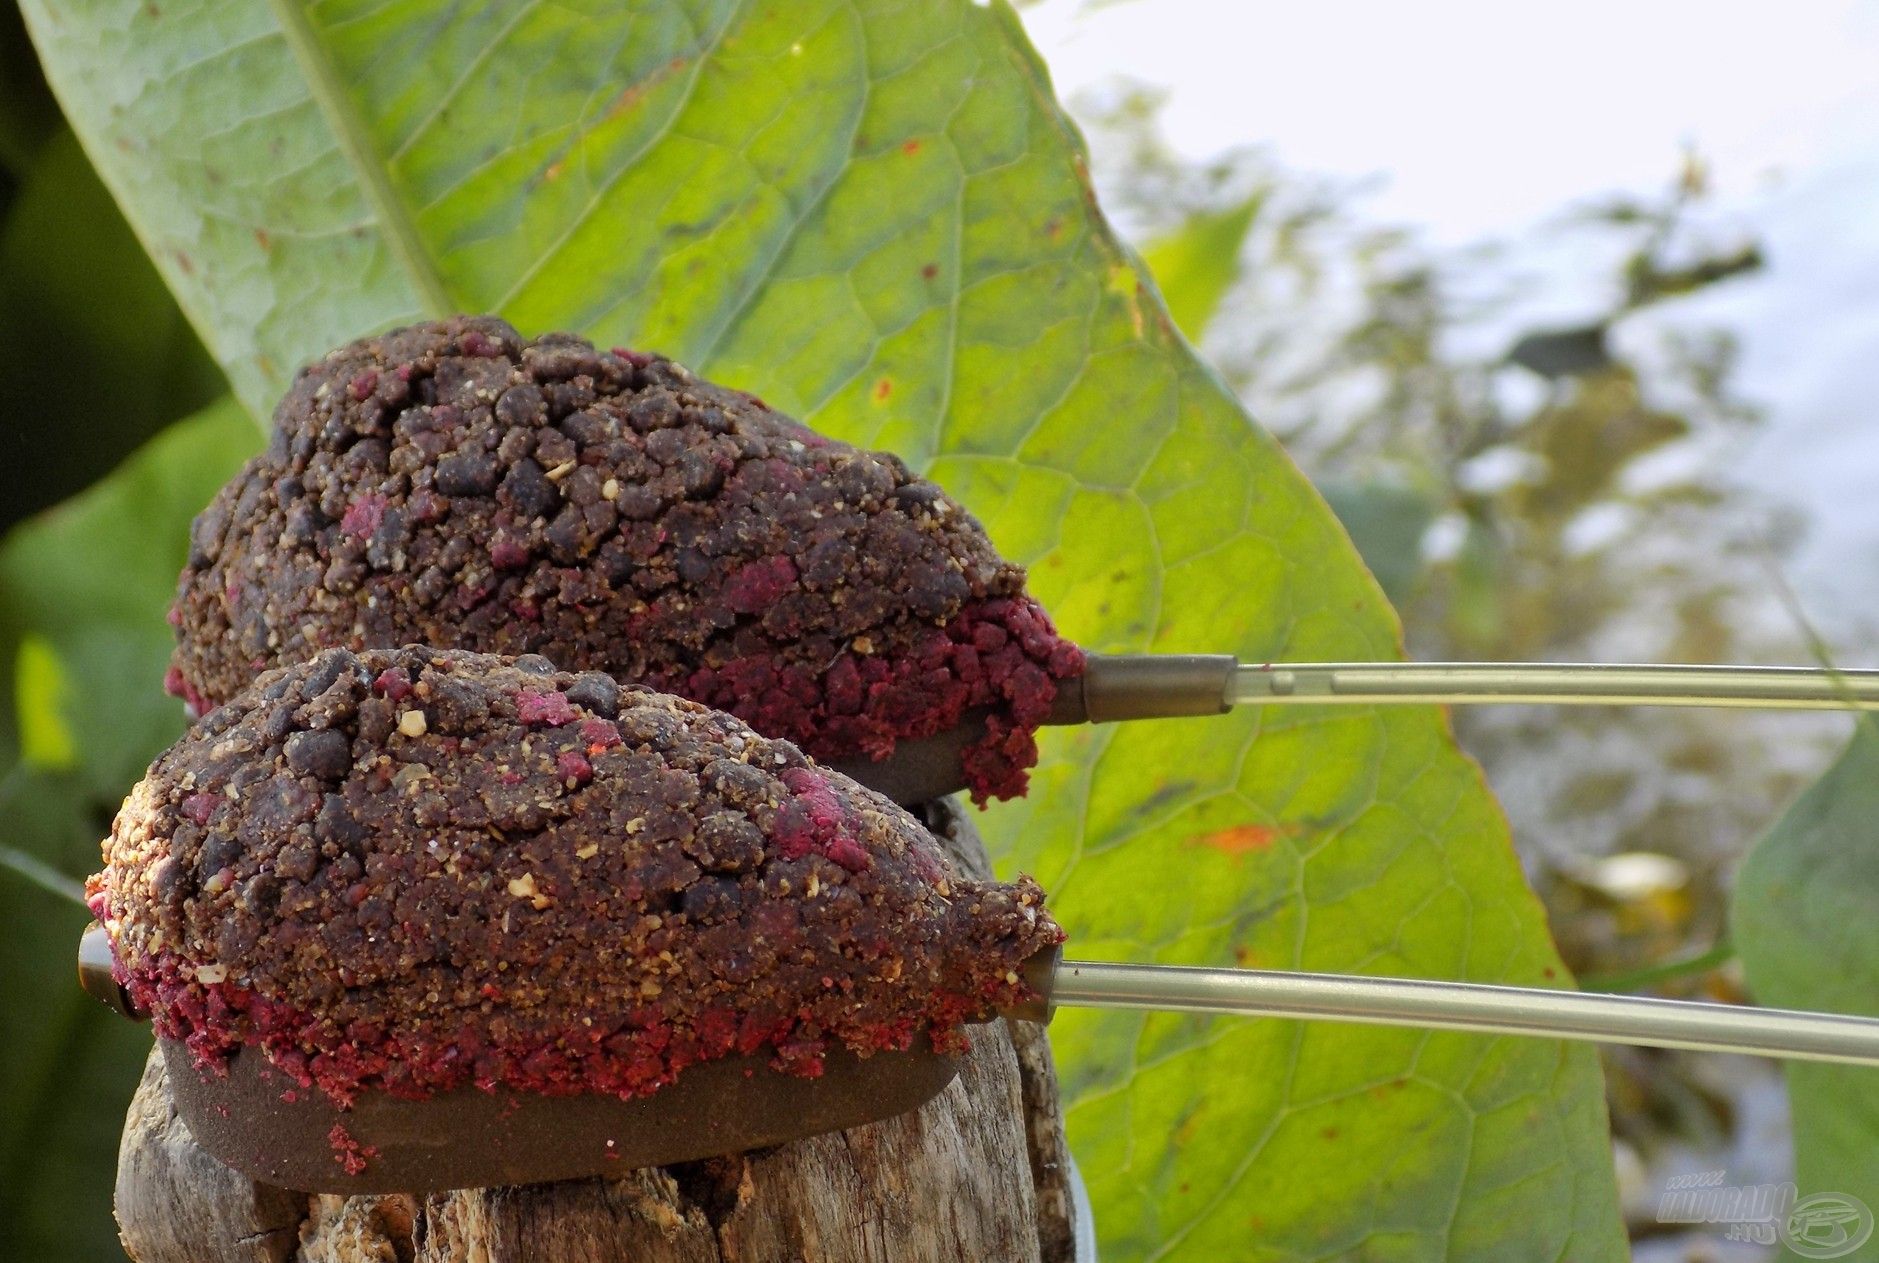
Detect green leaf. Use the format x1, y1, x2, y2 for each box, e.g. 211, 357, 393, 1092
0, 400, 260, 1263
1319, 480, 1438, 605
1733, 721, 1879, 1255
1139, 196, 1262, 342
21, 3, 1623, 1256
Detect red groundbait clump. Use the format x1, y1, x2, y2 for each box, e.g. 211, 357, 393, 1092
95, 648, 1064, 1117
167, 317, 1084, 803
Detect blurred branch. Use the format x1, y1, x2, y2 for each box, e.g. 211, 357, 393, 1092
1580, 941, 1735, 994
0, 843, 85, 907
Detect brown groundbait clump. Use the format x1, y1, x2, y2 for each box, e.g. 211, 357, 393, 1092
92, 647, 1063, 1108
167, 317, 1083, 803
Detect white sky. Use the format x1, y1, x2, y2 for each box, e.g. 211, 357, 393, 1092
1022, 0, 1879, 640
1022, 0, 1879, 244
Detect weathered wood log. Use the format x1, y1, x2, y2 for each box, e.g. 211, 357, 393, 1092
113, 799, 1078, 1263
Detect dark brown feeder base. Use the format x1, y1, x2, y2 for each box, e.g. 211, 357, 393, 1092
161, 1037, 962, 1195
113, 799, 1080, 1262
121, 1020, 1075, 1263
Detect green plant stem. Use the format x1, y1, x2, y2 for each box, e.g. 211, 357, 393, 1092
1579, 941, 1736, 994
0, 844, 86, 908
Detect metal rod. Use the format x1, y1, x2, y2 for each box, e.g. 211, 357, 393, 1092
1052, 960, 1879, 1068
1230, 662, 1879, 711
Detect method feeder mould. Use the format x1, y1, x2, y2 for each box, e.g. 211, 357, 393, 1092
876, 656, 1879, 804
81, 648, 1879, 1195
168, 318, 1879, 808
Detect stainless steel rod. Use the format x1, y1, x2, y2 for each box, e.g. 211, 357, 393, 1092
1053, 960, 1879, 1067
1230, 662, 1879, 711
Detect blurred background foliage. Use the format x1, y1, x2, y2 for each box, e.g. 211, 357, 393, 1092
1083, 84, 1820, 971
0, 6, 225, 535
1077, 85, 1845, 1249
0, 5, 1857, 1257
0, 9, 250, 1258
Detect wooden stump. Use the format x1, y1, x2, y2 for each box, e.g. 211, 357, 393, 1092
113, 800, 1078, 1263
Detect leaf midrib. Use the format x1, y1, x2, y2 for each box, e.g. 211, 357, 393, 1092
268, 0, 453, 319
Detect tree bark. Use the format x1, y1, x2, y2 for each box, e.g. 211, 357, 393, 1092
113, 799, 1078, 1263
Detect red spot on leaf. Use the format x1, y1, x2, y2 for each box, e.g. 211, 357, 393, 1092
1190, 823, 1286, 855
921, 263, 938, 280
872, 377, 893, 403
901, 138, 921, 155
606, 82, 649, 119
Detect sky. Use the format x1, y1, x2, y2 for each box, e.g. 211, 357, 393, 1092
1021, 0, 1879, 641
1021, 0, 1879, 244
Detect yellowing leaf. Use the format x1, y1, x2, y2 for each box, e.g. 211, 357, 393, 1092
14, 634, 74, 769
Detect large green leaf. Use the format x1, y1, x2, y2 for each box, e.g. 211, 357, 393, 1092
22, 2, 1623, 1256
1733, 722, 1879, 1258
0, 401, 261, 1263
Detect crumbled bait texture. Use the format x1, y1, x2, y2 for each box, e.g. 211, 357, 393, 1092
167, 316, 1084, 803
94, 647, 1063, 1109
